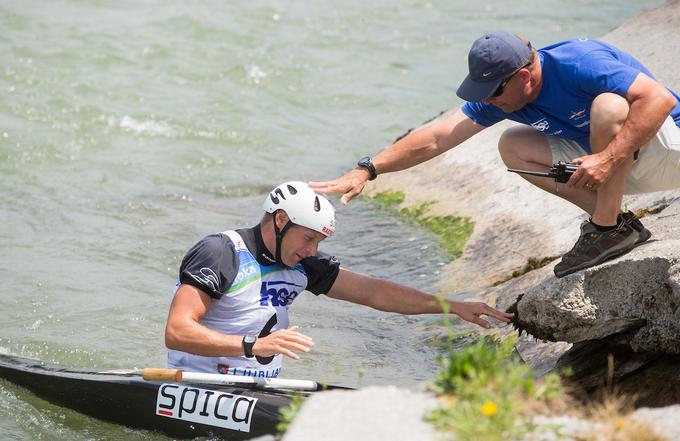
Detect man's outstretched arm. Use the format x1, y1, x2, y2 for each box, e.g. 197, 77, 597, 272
309, 108, 486, 205
326, 268, 512, 329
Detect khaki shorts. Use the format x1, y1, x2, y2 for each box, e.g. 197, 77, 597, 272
548, 116, 680, 194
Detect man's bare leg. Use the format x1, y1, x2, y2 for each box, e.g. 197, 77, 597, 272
588, 93, 634, 226
498, 93, 646, 277
498, 125, 597, 214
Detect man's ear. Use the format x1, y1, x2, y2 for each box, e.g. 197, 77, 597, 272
275, 210, 290, 228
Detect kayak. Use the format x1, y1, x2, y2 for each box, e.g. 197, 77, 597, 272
0, 353, 345, 440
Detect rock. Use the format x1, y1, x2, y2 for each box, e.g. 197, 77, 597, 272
557, 340, 680, 407
512, 238, 680, 353
281, 386, 441, 441
632, 405, 680, 441
526, 415, 597, 441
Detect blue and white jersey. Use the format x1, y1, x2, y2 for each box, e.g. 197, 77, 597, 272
462, 38, 680, 153
167, 226, 339, 377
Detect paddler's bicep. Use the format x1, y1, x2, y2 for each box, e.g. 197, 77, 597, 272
166, 285, 212, 337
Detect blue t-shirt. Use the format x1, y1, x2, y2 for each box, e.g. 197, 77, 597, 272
462, 38, 680, 153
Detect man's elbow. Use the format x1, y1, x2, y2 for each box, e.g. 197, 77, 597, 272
652, 87, 678, 116
164, 326, 183, 350
662, 90, 677, 115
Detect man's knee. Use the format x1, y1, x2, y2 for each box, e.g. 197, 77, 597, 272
590, 93, 630, 140
498, 126, 550, 166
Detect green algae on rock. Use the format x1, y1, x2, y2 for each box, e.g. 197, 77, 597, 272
369, 190, 474, 260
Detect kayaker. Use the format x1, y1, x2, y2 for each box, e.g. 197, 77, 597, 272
309, 31, 680, 278
165, 181, 512, 377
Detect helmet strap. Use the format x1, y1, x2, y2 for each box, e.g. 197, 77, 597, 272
272, 211, 293, 265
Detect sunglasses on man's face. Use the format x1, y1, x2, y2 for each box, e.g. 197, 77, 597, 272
490, 59, 533, 98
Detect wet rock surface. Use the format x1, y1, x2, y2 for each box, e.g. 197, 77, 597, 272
511, 239, 680, 353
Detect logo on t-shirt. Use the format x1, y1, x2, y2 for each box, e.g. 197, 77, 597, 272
569, 109, 587, 120
531, 118, 550, 132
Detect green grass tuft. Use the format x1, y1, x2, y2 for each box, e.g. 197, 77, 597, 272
426, 296, 565, 440
427, 334, 564, 441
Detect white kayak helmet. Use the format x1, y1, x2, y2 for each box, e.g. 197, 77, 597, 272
263, 181, 336, 237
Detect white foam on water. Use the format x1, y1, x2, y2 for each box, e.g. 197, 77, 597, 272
110, 115, 177, 137
246, 65, 267, 84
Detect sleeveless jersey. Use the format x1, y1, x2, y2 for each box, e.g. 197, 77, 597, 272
167, 230, 311, 378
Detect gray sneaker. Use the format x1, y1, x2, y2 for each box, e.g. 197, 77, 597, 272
620, 210, 652, 244
554, 219, 641, 278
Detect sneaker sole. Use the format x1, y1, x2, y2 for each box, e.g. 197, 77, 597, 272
554, 233, 640, 278
636, 228, 652, 244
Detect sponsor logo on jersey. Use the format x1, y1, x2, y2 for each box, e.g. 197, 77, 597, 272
190, 268, 219, 291
234, 261, 258, 284
156, 384, 258, 433
531, 118, 550, 132
569, 109, 587, 120
259, 280, 302, 307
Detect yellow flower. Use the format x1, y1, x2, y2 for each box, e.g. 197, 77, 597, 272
480, 401, 498, 417
614, 418, 626, 430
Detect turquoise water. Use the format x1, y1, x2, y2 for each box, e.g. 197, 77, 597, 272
0, 1, 667, 439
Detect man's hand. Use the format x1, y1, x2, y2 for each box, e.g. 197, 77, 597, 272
568, 152, 616, 191
309, 168, 370, 205
253, 326, 314, 360
450, 301, 514, 329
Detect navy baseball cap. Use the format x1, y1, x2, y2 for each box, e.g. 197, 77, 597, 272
456, 31, 532, 102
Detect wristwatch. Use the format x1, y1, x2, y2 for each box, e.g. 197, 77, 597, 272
357, 156, 377, 181
242, 335, 257, 358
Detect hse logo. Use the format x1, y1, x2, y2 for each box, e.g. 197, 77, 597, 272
259, 280, 302, 307
156, 384, 257, 432
531, 118, 550, 132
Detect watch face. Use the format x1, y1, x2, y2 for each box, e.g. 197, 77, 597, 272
244, 335, 257, 344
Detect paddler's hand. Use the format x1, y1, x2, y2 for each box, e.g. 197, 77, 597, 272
450, 301, 514, 329
254, 326, 314, 360
309, 168, 371, 205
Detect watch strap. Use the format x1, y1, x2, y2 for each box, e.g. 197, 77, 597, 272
357, 156, 377, 181
242, 335, 256, 358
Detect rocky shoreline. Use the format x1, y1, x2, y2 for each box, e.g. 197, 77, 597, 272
278, 1, 680, 440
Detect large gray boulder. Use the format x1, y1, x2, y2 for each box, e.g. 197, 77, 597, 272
502, 200, 680, 407
513, 239, 680, 353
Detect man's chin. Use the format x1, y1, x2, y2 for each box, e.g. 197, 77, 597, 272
285, 256, 302, 267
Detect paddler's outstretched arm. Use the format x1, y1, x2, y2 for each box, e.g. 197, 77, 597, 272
327, 268, 512, 329
309, 108, 485, 205
165, 284, 314, 360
